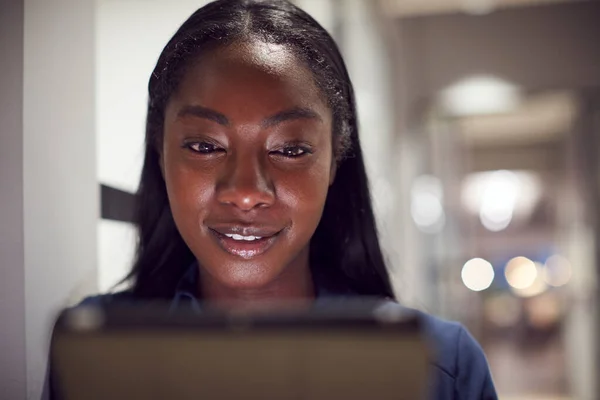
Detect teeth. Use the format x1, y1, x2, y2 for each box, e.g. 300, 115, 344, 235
243, 236, 261, 241
224, 233, 263, 241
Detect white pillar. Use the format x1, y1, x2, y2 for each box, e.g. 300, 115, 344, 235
0, 0, 26, 398
22, 0, 98, 398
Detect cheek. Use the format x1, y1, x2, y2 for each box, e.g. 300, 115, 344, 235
276, 159, 332, 234
163, 155, 214, 236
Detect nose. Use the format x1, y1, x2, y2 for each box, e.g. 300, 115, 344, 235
216, 154, 275, 211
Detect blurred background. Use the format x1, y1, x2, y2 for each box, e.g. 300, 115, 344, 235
2, 0, 600, 399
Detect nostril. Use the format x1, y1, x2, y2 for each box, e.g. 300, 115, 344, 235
216, 184, 275, 210
216, 160, 275, 210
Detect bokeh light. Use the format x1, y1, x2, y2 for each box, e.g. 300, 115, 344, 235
544, 255, 572, 287
461, 170, 542, 233
439, 75, 521, 116
461, 258, 495, 292
410, 175, 445, 234
479, 170, 519, 232
511, 262, 548, 298
505, 257, 537, 290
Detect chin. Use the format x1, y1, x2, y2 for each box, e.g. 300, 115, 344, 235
216, 262, 284, 291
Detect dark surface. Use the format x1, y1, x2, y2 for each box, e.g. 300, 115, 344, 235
100, 184, 135, 223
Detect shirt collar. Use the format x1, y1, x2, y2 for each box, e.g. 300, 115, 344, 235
171, 264, 201, 311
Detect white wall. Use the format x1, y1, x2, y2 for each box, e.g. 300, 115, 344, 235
96, 0, 211, 291
293, 0, 337, 33
23, 0, 98, 398
97, 219, 136, 291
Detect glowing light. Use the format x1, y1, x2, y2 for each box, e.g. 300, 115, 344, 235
461, 258, 495, 292
479, 170, 519, 232
505, 257, 537, 290
544, 255, 572, 287
462, 0, 496, 15
512, 262, 548, 298
411, 175, 445, 234
411, 193, 444, 229
439, 75, 521, 117
462, 170, 542, 230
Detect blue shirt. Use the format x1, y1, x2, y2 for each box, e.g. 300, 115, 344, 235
48, 265, 498, 400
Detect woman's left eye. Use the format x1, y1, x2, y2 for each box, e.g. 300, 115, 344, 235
273, 146, 311, 158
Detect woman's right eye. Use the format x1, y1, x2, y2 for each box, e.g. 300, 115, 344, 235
184, 141, 224, 154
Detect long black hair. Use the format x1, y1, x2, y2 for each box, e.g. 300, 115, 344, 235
127, 0, 395, 300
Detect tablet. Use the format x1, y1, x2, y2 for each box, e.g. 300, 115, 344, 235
50, 299, 430, 400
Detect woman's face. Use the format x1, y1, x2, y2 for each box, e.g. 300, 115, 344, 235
162, 41, 334, 291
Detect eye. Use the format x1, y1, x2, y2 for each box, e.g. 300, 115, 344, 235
272, 145, 312, 158
184, 141, 225, 154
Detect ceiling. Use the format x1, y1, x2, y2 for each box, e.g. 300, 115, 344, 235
458, 91, 577, 148
380, 0, 583, 17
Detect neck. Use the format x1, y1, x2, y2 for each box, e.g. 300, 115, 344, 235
199, 250, 315, 312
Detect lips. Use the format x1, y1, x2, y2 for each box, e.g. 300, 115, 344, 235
208, 224, 283, 259
210, 225, 282, 238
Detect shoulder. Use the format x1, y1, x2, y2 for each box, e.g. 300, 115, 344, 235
412, 309, 498, 400
417, 310, 473, 376
77, 290, 137, 307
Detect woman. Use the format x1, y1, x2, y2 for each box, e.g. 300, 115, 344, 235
71, 0, 497, 398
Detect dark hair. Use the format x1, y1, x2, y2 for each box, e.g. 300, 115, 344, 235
127, 0, 394, 299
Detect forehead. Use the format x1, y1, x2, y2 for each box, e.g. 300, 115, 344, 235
171, 41, 330, 119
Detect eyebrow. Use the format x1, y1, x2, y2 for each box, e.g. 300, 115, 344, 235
262, 107, 323, 128
177, 105, 229, 126
177, 105, 322, 128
